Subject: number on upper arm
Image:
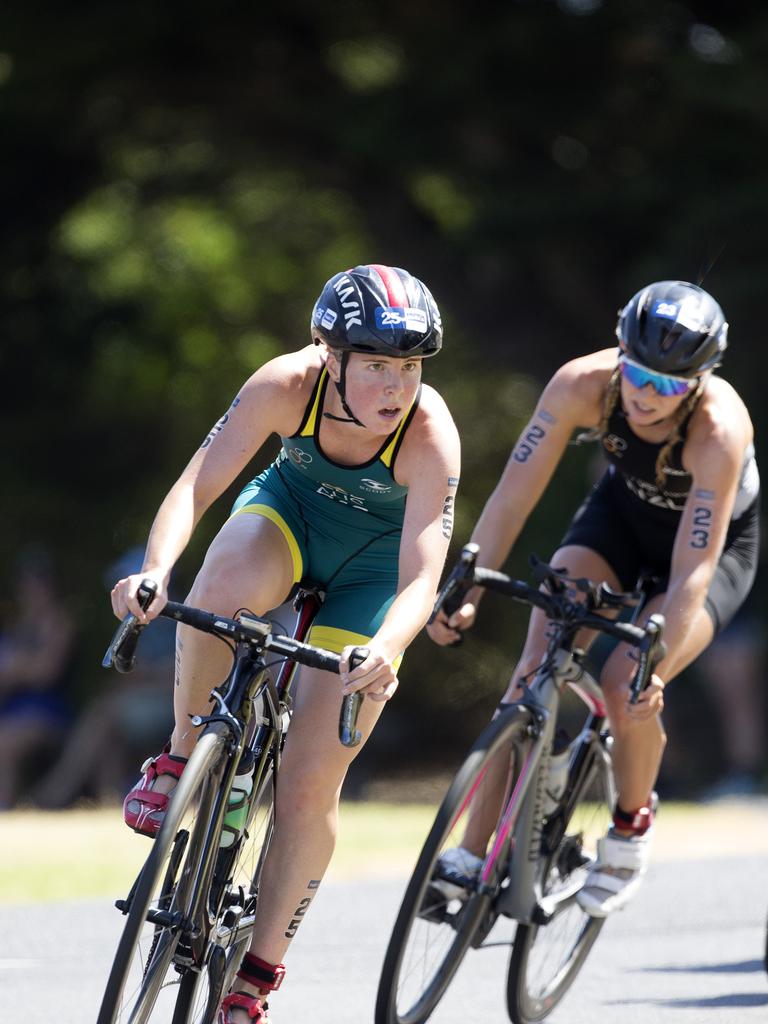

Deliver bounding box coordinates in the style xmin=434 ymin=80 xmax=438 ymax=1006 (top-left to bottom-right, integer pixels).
xmin=689 ymin=505 xmax=713 ymax=549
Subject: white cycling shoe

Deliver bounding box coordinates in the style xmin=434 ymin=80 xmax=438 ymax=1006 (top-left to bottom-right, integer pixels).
xmin=577 ymin=828 xmax=652 ymax=918
xmin=432 ymin=846 xmax=484 ymax=901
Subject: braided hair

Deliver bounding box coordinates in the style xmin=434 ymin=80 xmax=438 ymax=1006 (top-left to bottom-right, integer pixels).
xmin=651 ymin=377 xmax=706 ymax=489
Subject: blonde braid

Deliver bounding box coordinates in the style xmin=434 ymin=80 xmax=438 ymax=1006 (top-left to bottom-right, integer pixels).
xmin=598 ymin=365 xmax=622 ymax=437
xmin=654 ymin=378 xmax=706 ymax=488
xmin=574 ymin=364 xmax=622 ymax=445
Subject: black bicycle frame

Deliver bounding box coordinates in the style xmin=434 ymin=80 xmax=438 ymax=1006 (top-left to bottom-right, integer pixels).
xmin=170 ymin=587 xmax=325 ymax=966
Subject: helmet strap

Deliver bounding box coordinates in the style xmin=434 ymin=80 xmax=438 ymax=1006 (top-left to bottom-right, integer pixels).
xmin=323 ymin=351 xmax=366 ymax=427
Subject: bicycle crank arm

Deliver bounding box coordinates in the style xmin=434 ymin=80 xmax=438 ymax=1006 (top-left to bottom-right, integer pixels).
xmin=531 ymin=876 xmax=585 ymax=925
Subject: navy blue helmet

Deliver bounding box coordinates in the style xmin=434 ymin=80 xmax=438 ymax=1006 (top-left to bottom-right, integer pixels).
xmin=616 ymin=280 xmax=727 ymax=377
xmin=311 ymin=264 xmax=442 ymax=358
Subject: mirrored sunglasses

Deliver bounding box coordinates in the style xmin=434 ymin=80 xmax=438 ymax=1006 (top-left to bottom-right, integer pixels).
xmin=618 ymin=356 xmax=696 ymax=397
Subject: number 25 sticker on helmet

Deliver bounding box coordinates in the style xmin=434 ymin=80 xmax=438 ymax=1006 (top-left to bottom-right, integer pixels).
xmin=616 ymin=280 xmax=728 ymax=378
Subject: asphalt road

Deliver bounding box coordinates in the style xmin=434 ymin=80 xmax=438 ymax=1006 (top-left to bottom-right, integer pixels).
xmin=1 ymin=854 xmax=766 ymax=1023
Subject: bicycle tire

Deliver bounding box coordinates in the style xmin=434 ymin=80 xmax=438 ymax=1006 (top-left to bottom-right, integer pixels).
xmin=97 ymin=730 xmax=227 ymax=1024
xmin=375 ymin=705 xmax=535 ymax=1024
xmin=506 ymin=731 xmax=614 ymax=1024
xmin=170 ymin=760 xmax=277 ymax=1024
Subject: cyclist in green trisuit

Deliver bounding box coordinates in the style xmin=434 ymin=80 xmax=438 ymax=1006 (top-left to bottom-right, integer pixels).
xmin=111 ymin=264 xmax=460 ymax=1023
xmin=430 ymin=280 xmax=759 ymax=918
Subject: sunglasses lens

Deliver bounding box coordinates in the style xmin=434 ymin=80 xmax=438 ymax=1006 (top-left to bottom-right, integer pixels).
xmin=655 ymin=376 xmax=691 ymax=397
xmin=620 ymin=360 xmax=691 ymax=397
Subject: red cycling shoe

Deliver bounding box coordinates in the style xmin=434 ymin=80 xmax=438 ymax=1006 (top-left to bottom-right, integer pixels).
xmin=123 ymin=745 xmax=188 ymax=837
xmin=218 ymin=992 xmax=268 ymax=1022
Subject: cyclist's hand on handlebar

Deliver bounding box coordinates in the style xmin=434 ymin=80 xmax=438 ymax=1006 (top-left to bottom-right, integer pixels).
xmin=110 ymin=572 xmax=168 ymax=624
xmin=627 ymin=673 xmax=665 ymax=720
xmin=340 ymin=645 xmax=399 ymax=703
xmin=426 ymin=600 xmax=478 ymax=646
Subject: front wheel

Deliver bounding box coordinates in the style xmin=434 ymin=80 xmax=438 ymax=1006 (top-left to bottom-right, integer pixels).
xmin=506 ymin=730 xmax=614 ymax=1024
xmin=376 ymin=705 xmax=535 ymax=1024
xmin=171 ymin=756 xmax=276 ymax=1024
xmin=97 ymin=730 xmax=227 ymax=1024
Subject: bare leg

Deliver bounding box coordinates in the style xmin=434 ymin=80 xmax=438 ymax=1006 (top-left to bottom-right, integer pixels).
xmin=462 ymin=546 xmax=621 ymax=855
xmin=150 ymin=513 xmax=295 ymax=803
xmin=225 ymin=665 xmax=386 ymax=1021
xmin=601 ymin=594 xmax=715 ymax=814
xmin=172 ymin=514 xmax=294 ymax=757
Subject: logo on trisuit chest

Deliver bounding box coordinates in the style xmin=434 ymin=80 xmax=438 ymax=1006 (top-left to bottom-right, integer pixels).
xmin=316 ymin=481 xmax=369 ymax=511
xmin=360 ymin=478 xmax=392 ymax=494
xmin=286 ymin=447 xmax=313 ymax=466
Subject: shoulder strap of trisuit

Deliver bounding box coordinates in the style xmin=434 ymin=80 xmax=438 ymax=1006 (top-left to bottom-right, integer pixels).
xmin=290 ymin=368 xmax=328 ymax=439
xmin=380 ymin=385 xmax=422 ymax=472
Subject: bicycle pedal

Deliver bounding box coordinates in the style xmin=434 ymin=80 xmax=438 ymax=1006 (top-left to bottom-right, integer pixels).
xmin=417 ymin=884 xmax=451 ymax=925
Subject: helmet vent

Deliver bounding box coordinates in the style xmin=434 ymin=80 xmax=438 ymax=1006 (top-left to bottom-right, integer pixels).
xmin=660 ymin=326 xmax=682 ymax=353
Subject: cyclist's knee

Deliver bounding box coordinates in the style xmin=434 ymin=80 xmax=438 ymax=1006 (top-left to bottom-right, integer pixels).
xmin=187 ymin=549 xmax=286 ymax=617
xmin=601 ymin=671 xmax=667 ymax=741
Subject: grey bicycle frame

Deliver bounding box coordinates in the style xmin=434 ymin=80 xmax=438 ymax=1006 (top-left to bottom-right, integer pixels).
xmin=495 ymin=646 xmax=616 ymax=924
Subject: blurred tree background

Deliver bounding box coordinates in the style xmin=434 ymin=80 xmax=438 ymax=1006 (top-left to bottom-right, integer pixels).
xmin=2 ymin=0 xmax=766 ymax=797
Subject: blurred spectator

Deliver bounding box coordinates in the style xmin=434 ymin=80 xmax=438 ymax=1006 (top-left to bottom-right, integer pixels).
xmin=33 ymin=546 xmax=176 ymax=808
xmin=0 ymin=546 xmax=77 ymax=809
xmin=696 ymin=605 xmax=766 ymax=800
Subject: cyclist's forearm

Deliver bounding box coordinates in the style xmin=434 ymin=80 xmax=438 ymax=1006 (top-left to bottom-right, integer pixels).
xmin=374 ymin=576 xmax=439 ymax=659
xmin=465 ymin=493 xmax=528 ymax=602
xmin=654 ymin=571 xmax=711 ymax=681
xmin=140 ymin=481 xmax=207 ymax=581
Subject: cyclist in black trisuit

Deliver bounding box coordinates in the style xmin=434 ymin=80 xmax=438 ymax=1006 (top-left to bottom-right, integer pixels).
xmin=430 ymin=280 xmax=759 ymax=917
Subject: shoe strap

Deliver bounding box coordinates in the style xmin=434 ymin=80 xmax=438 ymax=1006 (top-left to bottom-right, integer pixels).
xmin=613 ymin=799 xmax=654 ymax=835
xmin=144 ymin=751 xmax=188 ymax=784
xmin=237 ymin=953 xmax=286 ymax=991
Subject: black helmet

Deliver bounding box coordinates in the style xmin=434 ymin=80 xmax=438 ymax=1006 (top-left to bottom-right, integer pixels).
xmin=616 ymin=280 xmax=728 ymax=377
xmin=311 ymin=264 xmax=442 ymax=358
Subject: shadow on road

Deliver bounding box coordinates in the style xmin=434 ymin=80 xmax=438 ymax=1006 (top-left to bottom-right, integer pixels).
xmin=637 ymin=958 xmax=765 ymax=975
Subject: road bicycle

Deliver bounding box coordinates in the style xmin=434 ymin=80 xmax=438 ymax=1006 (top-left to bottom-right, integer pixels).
xmin=375 ymin=543 xmax=665 ymax=1024
xmin=97 ymin=580 xmax=367 ymax=1024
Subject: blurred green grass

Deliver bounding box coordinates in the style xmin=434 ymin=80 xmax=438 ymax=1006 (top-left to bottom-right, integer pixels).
xmin=2 ymin=799 xmax=766 ymax=904
xmin=0 ymin=804 xmax=436 ymax=904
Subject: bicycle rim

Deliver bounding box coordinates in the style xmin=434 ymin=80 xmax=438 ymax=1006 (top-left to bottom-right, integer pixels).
xmin=97 ymin=731 xmax=226 ymax=1024
xmin=506 ymin=736 xmax=613 ymax=1024
xmin=171 ymin=760 xmax=276 ymax=1024
xmin=376 ymin=707 xmax=534 ymax=1024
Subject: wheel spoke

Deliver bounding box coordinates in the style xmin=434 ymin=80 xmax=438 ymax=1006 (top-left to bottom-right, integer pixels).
xmin=507 ymin=736 xmax=613 ymax=1024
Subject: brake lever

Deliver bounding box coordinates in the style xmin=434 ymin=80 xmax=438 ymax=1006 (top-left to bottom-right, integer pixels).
xmin=629 ymin=613 xmax=666 ymax=704
xmin=428 ymin=543 xmax=479 ymax=626
xmin=102 ymin=579 xmax=158 ymax=672
xmin=339 ymin=646 xmax=371 ymax=748
xmin=529 ymin=555 xmax=569 ymax=594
